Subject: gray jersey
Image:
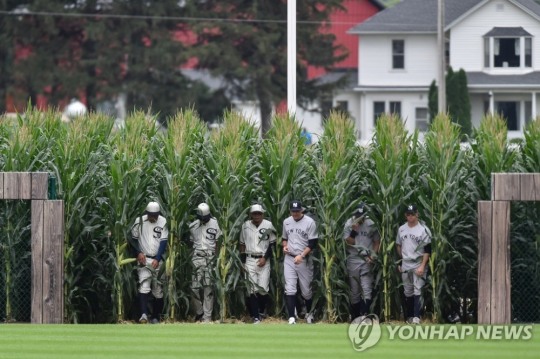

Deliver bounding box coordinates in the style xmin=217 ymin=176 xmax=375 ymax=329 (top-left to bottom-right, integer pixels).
xmin=189 ymin=218 xmax=222 ymax=253
xmin=396 ymin=222 xmax=432 ymax=271
xmin=131 ymin=215 xmax=169 ymax=256
xmin=240 ymin=219 xmax=277 ymax=255
xmin=282 ymin=215 xmax=318 ymax=256
xmin=342 ymin=217 xmax=380 ymax=263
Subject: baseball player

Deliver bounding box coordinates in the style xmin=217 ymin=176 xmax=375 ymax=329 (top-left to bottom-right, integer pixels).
xmin=282 ymin=200 xmax=318 ymax=324
xmin=130 ymin=201 xmax=169 ymax=324
xmin=239 ymin=204 xmax=277 ymax=324
xmin=343 ymin=203 xmax=380 ymax=321
xmin=396 ymin=204 xmax=432 ymax=325
xmin=189 ymin=202 xmax=222 ymax=323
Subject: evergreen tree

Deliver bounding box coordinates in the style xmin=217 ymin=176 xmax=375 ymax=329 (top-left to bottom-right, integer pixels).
xmin=428 ymin=79 xmax=438 ymax=122
xmin=455 ymin=69 xmax=472 ymax=137
xmin=185 ymin=0 xmax=347 ymax=135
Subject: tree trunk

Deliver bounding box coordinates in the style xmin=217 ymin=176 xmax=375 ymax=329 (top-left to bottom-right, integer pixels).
xmin=256 ymin=84 xmax=273 ymax=137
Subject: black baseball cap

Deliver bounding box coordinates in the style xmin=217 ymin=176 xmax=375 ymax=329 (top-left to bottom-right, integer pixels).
xmin=354 ymin=202 xmax=366 ymax=216
xmin=290 ymin=200 xmax=303 ymax=212
xmin=405 ymin=204 xmax=418 ymax=214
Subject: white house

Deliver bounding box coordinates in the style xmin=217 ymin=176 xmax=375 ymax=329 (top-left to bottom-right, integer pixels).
xmin=345 ymin=0 xmax=540 ymax=142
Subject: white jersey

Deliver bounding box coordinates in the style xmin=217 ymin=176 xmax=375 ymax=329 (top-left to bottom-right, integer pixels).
xmin=342 ymin=217 xmax=380 ymax=263
xmin=282 ymin=215 xmax=318 ymax=256
xmin=131 ymin=215 xmax=169 ymax=257
xmin=240 ymin=219 xmax=277 ymax=255
xmin=189 ymin=218 xmax=222 ymax=253
xmin=396 ymin=221 xmax=432 ymax=271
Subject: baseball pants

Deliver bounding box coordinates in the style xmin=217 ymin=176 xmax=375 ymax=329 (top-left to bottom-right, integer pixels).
xmin=246 ymin=257 xmax=270 ymax=294
xmin=284 ymin=254 xmax=313 ymax=300
xmin=137 ymin=258 xmax=164 ymax=298
xmin=191 ymin=254 xmax=214 ymax=321
xmin=347 ymin=260 xmax=374 ymax=303
xmin=402 ymin=268 xmax=426 ymax=297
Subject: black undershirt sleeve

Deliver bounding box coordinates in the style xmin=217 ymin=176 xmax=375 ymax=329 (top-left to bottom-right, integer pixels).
xmin=424 ymin=243 xmax=432 ymax=255
xmin=308 ymin=238 xmax=318 ymax=250
xmin=264 ymin=242 xmax=276 ymax=260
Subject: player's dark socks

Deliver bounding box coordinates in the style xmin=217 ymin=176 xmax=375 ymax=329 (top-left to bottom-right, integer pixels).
xmin=405 ymin=296 xmax=414 ymax=319
xmin=139 ymin=293 xmax=150 ymax=315
xmin=363 ymin=299 xmax=373 ymax=315
xmin=248 ymin=295 xmax=260 ymax=319
xmin=285 ymin=295 xmax=296 ymax=318
xmin=413 ymin=295 xmax=421 ymax=318
xmin=154 ymin=298 xmax=164 ymax=321
xmin=351 ymin=302 xmax=362 ymax=319
xmin=304 ymin=297 xmax=313 ymax=313
xmin=257 ymin=294 xmax=268 ymax=315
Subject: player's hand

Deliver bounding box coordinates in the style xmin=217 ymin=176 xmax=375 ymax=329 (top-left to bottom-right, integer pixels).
xmin=283 ymin=245 xmax=289 ymax=253
xmin=257 ymin=258 xmax=266 ymax=267
xmin=294 ymin=255 xmax=303 ymax=265
xmin=397 ymin=265 xmax=402 ymax=273
xmin=415 ymin=266 xmax=425 ymax=277
xmin=137 ymin=252 xmax=146 ymax=266
xmin=152 ymin=259 xmax=159 ymax=269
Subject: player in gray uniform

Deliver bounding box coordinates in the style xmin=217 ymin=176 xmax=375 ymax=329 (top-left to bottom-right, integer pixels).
xmin=131 ymin=201 xmax=169 ymax=324
xmin=343 ymin=203 xmax=380 ymax=321
xmin=239 ymin=204 xmax=277 ymax=324
xmin=396 ymin=204 xmax=432 ymax=325
xmin=282 ymin=200 xmax=318 ymax=324
xmin=189 ymin=203 xmax=222 ymax=323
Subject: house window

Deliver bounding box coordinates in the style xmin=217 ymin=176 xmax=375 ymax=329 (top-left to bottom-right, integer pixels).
xmin=389 ymin=101 xmax=401 ymax=117
xmin=484 ymin=27 xmax=532 ymax=68
xmin=374 ymin=102 xmax=385 ymax=123
xmin=497 ymin=101 xmax=519 ymax=131
xmin=415 ymin=107 xmax=429 ymax=132
xmin=392 ymin=40 xmax=404 ymax=69
xmin=336 ymin=100 xmax=348 ymax=113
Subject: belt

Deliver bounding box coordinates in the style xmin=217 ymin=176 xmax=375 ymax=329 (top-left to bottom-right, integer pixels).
xmin=287 ymin=253 xmax=307 ymax=258
xmin=145 ymin=255 xmax=157 ymax=259
xmin=247 ymin=254 xmax=264 ymax=259
xmin=195 ymin=251 xmax=214 ymax=257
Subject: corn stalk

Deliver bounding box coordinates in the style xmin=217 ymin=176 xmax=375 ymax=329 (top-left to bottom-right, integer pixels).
xmin=258 ymin=114 xmax=310 ymax=316
xmin=311 ymin=111 xmax=362 ymax=322
xmin=107 ymin=112 xmax=159 ymax=322
xmin=153 ymin=109 xmax=207 ymax=321
xmin=418 ymin=114 xmax=475 ymax=322
xmin=202 ymin=110 xmax=260 ymax=321
xmin=364 ymin=113 xmax=418 ymax=321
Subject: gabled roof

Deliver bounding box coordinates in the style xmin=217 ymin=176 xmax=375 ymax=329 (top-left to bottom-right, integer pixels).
xmin=349 ymin=0 xmax=540 ymax=34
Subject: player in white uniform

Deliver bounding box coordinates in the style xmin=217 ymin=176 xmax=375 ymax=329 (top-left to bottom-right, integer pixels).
xmin=343 ymin=203 xmax=380 ymax=321
xmin=131 ymin=202 xmax=169 ymax=324
xmin=396 ymin=204 xmax=432 ymax=325
xmin=189 ymin=203 xmax=222 ymax=323
xmin=282 ymin=200 xmax=318 ymax=324
xmin=239 ymin=204 xmax=277 ymax=324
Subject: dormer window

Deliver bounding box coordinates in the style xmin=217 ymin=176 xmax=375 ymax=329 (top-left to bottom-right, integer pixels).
xmin=484 ymin=27 xmax=532 ymax=68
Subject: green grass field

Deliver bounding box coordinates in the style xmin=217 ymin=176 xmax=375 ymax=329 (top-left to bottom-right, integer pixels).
xmin=0 ymin=323 xmax=538 ymax=359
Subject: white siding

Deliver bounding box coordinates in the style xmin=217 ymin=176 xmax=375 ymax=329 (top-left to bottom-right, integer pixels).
xmin=359 ymin=35 xmax=438 ymax=86
xmin=450 ymin=0 xmax=540 ymax=71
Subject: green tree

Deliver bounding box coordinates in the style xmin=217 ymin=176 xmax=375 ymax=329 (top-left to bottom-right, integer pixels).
xmin=428 ymin=79 xmax=438 ymax=122
xmin=185 ymin=0 xmax=347 ymax=135
xmin=0 ymin=1 xmax=231 ymax=122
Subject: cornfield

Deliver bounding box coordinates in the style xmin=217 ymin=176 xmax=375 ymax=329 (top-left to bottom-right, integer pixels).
xmin=0 ymin=107 xmax=538 ymax=323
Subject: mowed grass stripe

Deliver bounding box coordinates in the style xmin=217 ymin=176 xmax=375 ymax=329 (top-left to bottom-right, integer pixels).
xmin=0 ymin=324 xmax=538 ymax=359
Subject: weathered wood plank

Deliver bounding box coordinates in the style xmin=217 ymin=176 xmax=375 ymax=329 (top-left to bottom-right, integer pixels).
xmin=42 ymin=200 xmax=64 ymax=324
xmin=3 ymin=172 xmax=20 ymax=199
xmin=491 ymin=201 xmax=511 ymax=324
xmin=19 ymin=172 xmax=32 ymax=199
xmin=0 ymin=172 xmax=4 ymax=199
xmin=520 ymin=173 xmax=540 ymax=201
xmin=477 ymin=201 xmax=493 ymax=325
xmin=30 ymin=200 xmax=44 ymax=324
xmin=492 ymin=173 xmax=521 ymax=201
xmin=31 ymin=172 xmax=49 ymax=199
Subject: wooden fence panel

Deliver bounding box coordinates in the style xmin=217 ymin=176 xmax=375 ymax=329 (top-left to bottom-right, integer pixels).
xmin=42 ymin=200 xmax=64 ymax=324
xmin=477 ymin=201 xmax=493 ymax=324
xmin=31 ymin=172 xmax=49 ymax=200
xmin=490 ymin=201 xmax=511 ymax=324
xmin=30 ymin=200 xmax=44 ymax=324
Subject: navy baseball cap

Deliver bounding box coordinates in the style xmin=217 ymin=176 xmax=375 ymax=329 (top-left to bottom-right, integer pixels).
xmin=290 ymin=200 xmax=303 ymax=212
xmin=354 ymin=202 xmax=366 ymax=215
xmin=405 ymin=204 xmax=418 ymax=214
